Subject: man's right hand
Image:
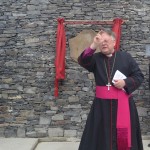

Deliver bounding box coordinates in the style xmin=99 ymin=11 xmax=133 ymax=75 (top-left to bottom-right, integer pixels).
xmin=90 ymin=31 xmax=104 ymax=50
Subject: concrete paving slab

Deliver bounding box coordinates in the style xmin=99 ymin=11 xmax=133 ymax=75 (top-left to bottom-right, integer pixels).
xmin=143 ymin=140 xmax=150 ymax=150
xmin=0 ymin=138 xmax=38 ymax=150
xmin=35 ymin=142 xmax=79 ymax=150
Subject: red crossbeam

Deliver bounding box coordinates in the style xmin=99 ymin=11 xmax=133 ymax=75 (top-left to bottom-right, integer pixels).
xmin=64 ymin=20 xmax=125 ymax=25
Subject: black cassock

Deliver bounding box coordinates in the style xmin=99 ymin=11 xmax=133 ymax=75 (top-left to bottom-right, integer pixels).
xmin=78 ymin=50 xmax=144 ymax=150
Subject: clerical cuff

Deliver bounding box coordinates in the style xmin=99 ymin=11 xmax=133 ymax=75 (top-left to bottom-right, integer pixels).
xmin=82 ymin=47 xmax=96 ymax=58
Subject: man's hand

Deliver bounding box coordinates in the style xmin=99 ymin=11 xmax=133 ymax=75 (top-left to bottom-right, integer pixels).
xmin=90 ymin=31 xmax=104 ymax=50
xmin=113 ymin=79 xmax=126 ymax=89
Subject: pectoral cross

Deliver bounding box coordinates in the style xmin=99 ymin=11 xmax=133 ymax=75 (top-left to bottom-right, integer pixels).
xmin=106 ymin=83 xmax=111 ymax=90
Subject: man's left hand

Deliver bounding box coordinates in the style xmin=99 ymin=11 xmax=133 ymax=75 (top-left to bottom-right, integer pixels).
xmin=113 ymin=79 xmax=126 ymax=89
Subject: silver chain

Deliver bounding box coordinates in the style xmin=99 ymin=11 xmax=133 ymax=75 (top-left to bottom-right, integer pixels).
xmin=104 ymin=52 xmax=117 ymax=84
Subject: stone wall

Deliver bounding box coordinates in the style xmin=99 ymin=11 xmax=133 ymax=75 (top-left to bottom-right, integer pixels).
xmin=0 ymin=0 xmax=149 ymax=138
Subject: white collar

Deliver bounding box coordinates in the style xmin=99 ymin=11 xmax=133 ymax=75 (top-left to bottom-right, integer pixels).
xmin=106 ymin=54 xmax=113 ymax=57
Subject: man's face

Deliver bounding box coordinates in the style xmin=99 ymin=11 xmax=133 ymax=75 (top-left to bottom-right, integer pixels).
xmin=98 ymin=32 xmax=116 ymax=55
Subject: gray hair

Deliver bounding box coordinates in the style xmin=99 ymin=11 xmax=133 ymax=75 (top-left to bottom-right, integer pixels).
xmin=99 ymin=27 xmax=116 ymax=40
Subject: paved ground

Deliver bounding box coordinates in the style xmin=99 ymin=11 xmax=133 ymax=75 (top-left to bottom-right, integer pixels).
xmin=0 ymin=138 xmax=38 ymax=150
xmin=35 ymin=142 xmax=79 ymax=150
xmin=0 ymin=138 xmax=149 ymax=150
xmin=35 ymin=140 xmax=150 ymax=150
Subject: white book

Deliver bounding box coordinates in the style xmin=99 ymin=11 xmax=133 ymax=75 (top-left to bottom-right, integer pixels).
xmin=112 ymin=70 xmax=127 ymax=83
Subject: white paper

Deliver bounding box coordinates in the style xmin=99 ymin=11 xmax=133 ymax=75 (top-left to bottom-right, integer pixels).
xmin=112 ymin=70 xmax=127 ymax=83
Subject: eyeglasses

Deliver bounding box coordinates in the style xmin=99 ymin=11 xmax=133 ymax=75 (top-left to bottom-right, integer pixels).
xmin=101 ymin=39 xmax=110 ymax=44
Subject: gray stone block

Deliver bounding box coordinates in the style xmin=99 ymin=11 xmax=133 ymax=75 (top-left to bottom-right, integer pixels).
xmin=48 ymin=128 xmax=64 ymax=137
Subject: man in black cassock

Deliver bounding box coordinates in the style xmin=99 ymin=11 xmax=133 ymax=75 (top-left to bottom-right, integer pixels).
xmin=78 ymin=29 xmax=144 ymax=150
